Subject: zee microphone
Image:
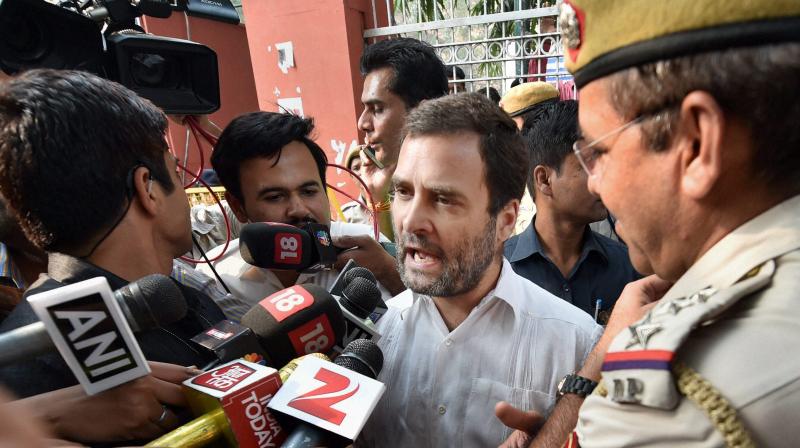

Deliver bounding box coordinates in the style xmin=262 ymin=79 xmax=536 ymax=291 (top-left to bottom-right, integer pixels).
xmin=0 ymin=274 xmax=187 ymax=366
xmin=278 ymin=339 xmax=385 ymax=448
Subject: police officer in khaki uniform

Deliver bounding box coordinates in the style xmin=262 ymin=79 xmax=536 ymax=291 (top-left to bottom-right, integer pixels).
xmin=495 ymin=1 xmax=800 ymax=447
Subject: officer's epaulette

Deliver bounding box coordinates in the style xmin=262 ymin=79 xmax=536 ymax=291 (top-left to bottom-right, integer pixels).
xmin=599 ymin=260 xmax=775 ymax=409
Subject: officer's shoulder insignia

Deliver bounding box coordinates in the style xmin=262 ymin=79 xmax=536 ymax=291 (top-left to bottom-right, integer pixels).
xmin=600 ymin=260 xmax=776 ymax=409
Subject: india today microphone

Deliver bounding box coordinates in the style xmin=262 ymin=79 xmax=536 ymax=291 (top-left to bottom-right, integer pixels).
xmin=240 ymin=284 xmax=346 ymax=368
xmin=269 ymin=339 xmax=386 ymax=447
xmin=0 ymin=275 xmax=187 ymax=394
xmin=145 ymin=353 xmax=330 ymax=448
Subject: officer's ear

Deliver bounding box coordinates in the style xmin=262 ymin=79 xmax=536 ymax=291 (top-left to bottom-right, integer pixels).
xmin=677 ymin=91 xmax=726 ymax=200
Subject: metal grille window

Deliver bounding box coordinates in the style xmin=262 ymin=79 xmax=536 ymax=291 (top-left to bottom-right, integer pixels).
xmin=364 ymin=0 xmax=575 ymax=101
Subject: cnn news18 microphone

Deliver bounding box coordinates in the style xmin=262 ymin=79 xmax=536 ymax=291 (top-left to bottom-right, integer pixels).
xmin=0 ymin=274 xmax=186 ymax=366
xmin=239 ymin=222 xmax=313 ymax=271
xmin=270 ymin=339 xmax=386 ymax=448
xmin=298 ymin=222 xmax=338 ymax=272
xmin=240 ymin=284 xmax=346 ymax=368
xmin=239 ymin=222 xmax=337 ymax=273
xmin=145 ymin=353 xmax=330 ymax=448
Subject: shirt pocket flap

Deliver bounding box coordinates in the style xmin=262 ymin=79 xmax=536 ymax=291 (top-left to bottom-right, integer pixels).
xmin=463 ymin=378 xmax=555 ymax=447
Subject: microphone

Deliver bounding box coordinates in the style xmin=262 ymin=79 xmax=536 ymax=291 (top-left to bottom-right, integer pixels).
xmin=298 ymin=222 xmax=338 ymax=272
xmin=340 ymin=278 xmax=380 ymax=323
xmin=330 ymin=264 xmax=389 ymax=323
xmin=190 ymin=320 xmax=266 ymax=369
xmin=0 ymin=274 xmax=186 ymax=366
xmin=145 ymin=353 xmax=331 ymax=448
xmin=332 ymin=278 xmax=382 ymax=354
xmin=17 ymin=274 xmax=187 ymax=394
xmin=239 ymin=222 xmax=340 ymax=273
xmin=271 ymin=339 xmax=386 ymax=447
xmin=240 ymin=284 xmax=346 ymax=368
xmin=239 ymin=222 xmax=314 ymax=271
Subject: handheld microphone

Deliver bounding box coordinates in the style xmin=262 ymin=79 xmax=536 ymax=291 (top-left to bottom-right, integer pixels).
xmin=191 ymin=320 xmax=266 ymax=369
xmin=298 ymin=222 xmax=338 ymax=272
xmin=330 ymin=264 xmax=389 ymax=323
xmin=0 ymin=274 xmax=186 ymax=366
xmin=16 ymin=274 xmax=187 ymax=394
xmin=270 ymin=339 xmax=386 ymax=447
xmin=332 ymin=278 xmax=382 ymax=354
xmin=239 ymin=222 xmax=314 ymax=271
xmin=240 ymin=284 xmax=346 ymax=368
xmin=145 ymin=353 xmax=331 ymax=448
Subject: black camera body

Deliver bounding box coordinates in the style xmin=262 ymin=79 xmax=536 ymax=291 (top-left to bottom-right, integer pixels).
xmin=0 ymin=0 xmax=231 ymax=115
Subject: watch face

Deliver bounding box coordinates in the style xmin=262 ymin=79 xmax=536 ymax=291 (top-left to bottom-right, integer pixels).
xmin=558 ymin=375 xmax=569 ymax=394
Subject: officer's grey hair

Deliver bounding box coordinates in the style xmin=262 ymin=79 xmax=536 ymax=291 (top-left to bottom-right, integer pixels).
xmin=607 ymin=42 xmax=800 ymax=194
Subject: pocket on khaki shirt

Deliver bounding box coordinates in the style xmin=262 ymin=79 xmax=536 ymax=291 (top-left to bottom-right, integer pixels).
xmin=462 ymin=378 xmax=555 ymax=447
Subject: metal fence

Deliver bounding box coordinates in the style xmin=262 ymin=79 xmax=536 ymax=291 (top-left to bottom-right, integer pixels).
xmin=364 ymin=0 xmax=575 ymax=100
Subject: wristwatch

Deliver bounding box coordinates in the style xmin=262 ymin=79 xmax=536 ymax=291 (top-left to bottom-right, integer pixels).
xmin=557 ymin=373 xmax=597 ymax=398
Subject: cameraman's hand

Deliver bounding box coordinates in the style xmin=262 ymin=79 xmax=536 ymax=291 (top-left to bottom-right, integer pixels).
xmin=334 ymin=234 xmax=405 ymax=296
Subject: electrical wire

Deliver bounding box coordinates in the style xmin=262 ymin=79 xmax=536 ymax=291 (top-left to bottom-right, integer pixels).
xmin=176 ymin=159 xmax=231 ymax=265
xmin=326 ymin=163 xmax=380 ymax=240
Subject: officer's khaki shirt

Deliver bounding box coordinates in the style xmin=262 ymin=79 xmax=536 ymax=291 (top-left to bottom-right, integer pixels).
xmin=576 ymin=194 xmax=800 ymax=447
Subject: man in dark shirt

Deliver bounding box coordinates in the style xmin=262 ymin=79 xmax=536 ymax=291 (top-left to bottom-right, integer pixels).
xmin=0 ymin=69 xmax=225 ymax=398
xmin=504 ymin=100 xmax=638 ymax=320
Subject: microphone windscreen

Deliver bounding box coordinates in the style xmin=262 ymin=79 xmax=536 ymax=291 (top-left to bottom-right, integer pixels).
xmin=334 ymin=339 xmax=383 ymax=379
xmin=116 ymin=274 xmax=187 ymax=329
xmin=240 ymin=222 xmax=313 ymax=270
xmin=340 ymin=278 xmax=380 ymax=319
xmin=343 ymin=267 xmax=377 ymax=286
xmin=241 ymin=284 xmax=346 ymax=367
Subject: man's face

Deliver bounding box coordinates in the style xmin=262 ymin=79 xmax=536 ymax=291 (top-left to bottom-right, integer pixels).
xmin=392 ymin=132 xmax=505 ymax=297
xmin=358 ymin=67 xmax=408 ymax=168
xmin=348 ymin=156 xmax=362 ymax=174
xmin=229 ymin=141 xmax=330 ymax=227
xmin=580 ymin=79 xmax=676 ymax=276
xmin=161 ymin=151 xmax=193 ymax=255
xmin=549 ymin=153 xmax=608 ymax=224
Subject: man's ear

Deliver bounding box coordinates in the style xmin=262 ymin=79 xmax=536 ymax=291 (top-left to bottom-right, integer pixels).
xmin=496 ymin=198 xmax=519 ymax=243
xmin=677 ymin=91 xmax=725 ymax=200
xmin=533 ymin=165 xmax=553 ymax=198
xmin=132 ymin=167 xmax=157 ymax=216
xmin=224 ymin=191 xmax=249 ymax=223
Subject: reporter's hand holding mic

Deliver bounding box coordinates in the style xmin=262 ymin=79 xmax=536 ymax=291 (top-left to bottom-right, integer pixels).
xmin=10 ymin=361 xmax=202 ymax=444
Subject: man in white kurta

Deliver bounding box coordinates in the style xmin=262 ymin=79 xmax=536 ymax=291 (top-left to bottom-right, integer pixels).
xmin=357 ymin=93 xmax=601 ymax=447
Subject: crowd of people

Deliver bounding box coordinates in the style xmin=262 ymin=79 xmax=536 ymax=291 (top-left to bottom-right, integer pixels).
xmin=0 ymin=0 xmax=798 ymax=447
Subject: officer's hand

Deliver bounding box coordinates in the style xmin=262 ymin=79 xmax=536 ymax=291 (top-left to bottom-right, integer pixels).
xmin=604 ymin=275 xmax=672 ymax=344
xmin=495 ymin=401 xmax=545 ymax=448
xmin=334 ymin=234 xmax=405 ymax=296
